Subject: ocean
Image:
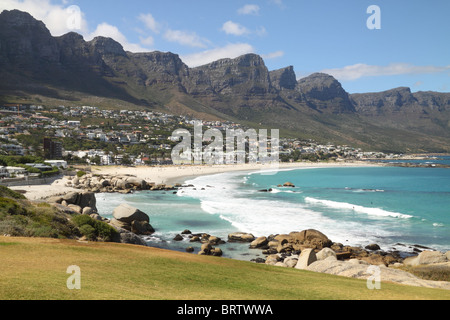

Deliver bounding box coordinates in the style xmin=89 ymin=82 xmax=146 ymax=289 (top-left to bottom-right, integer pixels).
xmin=96 ymin=165 xmax=450 ymax=260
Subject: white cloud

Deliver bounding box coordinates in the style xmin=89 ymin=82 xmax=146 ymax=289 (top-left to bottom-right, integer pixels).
xmin=139 ymin=35 xmax=154 ymax=47
xmin=237 ymin=4 xmax=260 ymax=15
xmin=0 ymin=0 xmax=152 ymax=53
xmin=138 ymin=13 xmax=160 ymax=34
xmin=164 ymin=29 xmax=209 ymax=48
xmin=180 ymin=43 xmax=255 ymax=68
xmin=87 ymin=22 xmax=150 ymax=53
xmin=321 ymin=63 xmax=450 ymax=81
xmin=262 ymin=51 xmax=284 ymax=59
xmin=0 ymin=0 xmax=88 ymax=36
xmin=221 ymin=20 xmax=250 ymax=36
xmin=269 ymin=0 xmax=285 ymax=9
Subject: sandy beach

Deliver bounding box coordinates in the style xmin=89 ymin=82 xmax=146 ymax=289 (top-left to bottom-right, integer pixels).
xmin=11 ymin=161 xmax=379 ymax=201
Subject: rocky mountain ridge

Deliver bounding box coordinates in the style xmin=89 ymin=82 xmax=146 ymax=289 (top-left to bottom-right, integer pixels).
xmin=1 ymin=9 xmax=450 ymax=152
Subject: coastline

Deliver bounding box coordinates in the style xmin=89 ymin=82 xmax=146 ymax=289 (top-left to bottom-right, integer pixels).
xmin=10 ymin=160 xmax=379 ymax=201
xmin=6 ymin=160 xmax=450 ymax=289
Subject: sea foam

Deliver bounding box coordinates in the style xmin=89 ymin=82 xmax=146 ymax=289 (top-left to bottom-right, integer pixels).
xmin=304 ymin=197 xmax=413 ymax=219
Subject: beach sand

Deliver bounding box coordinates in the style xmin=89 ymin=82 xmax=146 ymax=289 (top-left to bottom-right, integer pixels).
xmin=11 ymin=161 xmax=378 ymax=201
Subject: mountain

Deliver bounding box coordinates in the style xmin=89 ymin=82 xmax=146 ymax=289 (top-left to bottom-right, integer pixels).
xmin=1 ymin=9 xmax=450 ymax=152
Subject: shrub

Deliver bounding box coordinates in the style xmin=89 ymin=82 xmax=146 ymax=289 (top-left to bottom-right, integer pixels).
xmin=0 ymin=198 xmax=27 ymax=215
xmin=76 ymin=170 xmax=87 ymax=178
xmin=0 ymin=186 xmax=26 ymax=200
xmin=72 ymin=214 xmax=118 ymax=242
xmin=79 ymin=224 xmax=96 ymax=241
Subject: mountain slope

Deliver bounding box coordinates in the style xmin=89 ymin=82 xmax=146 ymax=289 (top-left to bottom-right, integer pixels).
xmin=1 ymin=10 xmax=450 ymax=152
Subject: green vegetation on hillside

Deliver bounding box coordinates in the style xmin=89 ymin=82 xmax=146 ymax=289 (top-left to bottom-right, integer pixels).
xmin=0 ymin=186 xmax=112 ymax=240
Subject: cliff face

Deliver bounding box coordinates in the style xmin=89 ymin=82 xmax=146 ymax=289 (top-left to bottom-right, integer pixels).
xmin=1 ymin=9 xmax=450 ymax=152
xmin=351 ymin=87 xmax=450 ymax=115
xmin=186 ymin=54 xmax=272 ymax=96
xmin=296 ymin=73 xmax=355 ymax=114
xmin=0 ymin=10 xmax=59 ymax=66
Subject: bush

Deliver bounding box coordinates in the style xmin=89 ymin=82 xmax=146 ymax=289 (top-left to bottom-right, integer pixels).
xmin=79 ymin=224 xmax=96 ymax=241
xmin=0 ymin=198 xmax=27 ymax=215
xmin=76 ymin=170 xmax=87 ymax=178
xmin=72 ymin=214 xmax=118 ymax=242
xmin=0 ymin=186 xmax=26 ymax=200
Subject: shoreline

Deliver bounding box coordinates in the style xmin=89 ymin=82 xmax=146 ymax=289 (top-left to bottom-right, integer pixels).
xmin=10 ymin=160 xmax=379 ymax=201
xmin=6 ymin=161 xmax=450 ymax=289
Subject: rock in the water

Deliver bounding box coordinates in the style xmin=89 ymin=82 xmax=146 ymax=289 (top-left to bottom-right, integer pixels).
xmin=113 ymin=204 xmax=150 ymax=224
xmin=173 ymin=234 xmax=184 ymax=241
xmin=228 ymin=232 xmax=255 ymax=242
xmin=250 ymin=236 xmax=269 ymax=249
xmin=283 ymin=182 xmax=295 ymax=187
xmin=365 ymin=243 xmax=381 ymax=251
xmin=131 ymin=220 xmax=155 ymax=236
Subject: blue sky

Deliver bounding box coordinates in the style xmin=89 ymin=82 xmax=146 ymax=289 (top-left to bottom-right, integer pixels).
xmin=1 ymin=0 xmax=449 ymax=93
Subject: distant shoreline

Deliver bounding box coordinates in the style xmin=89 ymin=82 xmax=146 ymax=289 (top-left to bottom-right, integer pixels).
xmin=10 ymin=161 xmax=380 ymax=201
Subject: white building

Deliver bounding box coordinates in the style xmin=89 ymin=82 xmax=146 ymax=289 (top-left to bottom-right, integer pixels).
xmin=44 ymin=160 xmax=68 ymax=169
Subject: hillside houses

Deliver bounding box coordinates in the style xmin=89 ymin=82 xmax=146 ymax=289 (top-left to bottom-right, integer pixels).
xmin=0 ymin=103 xmax=400 ymax=167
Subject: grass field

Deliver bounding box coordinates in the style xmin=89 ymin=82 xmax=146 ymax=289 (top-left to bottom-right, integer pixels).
xmin=0 ymin=237 xmax=449 ymax=300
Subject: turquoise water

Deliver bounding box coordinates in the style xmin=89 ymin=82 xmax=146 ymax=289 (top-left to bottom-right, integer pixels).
xmin=97 ymin=166 xmax=450 ymax=260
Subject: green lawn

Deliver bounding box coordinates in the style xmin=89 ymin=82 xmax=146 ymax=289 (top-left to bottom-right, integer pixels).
xmin=0 ymin=237 xmax=449 ymax=300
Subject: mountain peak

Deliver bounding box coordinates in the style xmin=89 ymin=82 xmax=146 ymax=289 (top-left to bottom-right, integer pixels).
xmin=270 ymin=66 xmax=297 ymax=90
xmin=88 ymin=36 xmax=126 ymax=56
xmin=297 ymin=73 xmax=355 ymax=113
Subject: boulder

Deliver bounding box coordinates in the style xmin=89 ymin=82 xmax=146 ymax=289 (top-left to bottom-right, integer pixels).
xmin=131 ymin=220 xmax=155 ymax=236
xmin=78 ymin=192 xmax=97 ymax=212
xmin=283 ymin=182 xmax=295 ymax=187
xmin=82 ymin=207 xmax=93 ymax=215
xmin=126 ymin=177 xmax=147 ymax=189
xmin=295 ymin=248 xmax=317 ymax=270
xmin=173 ymin=234 xmax=183 ymax=241
xmin=365 ymin=243 xmax=381 ymax=251
xmin=290 ymin=229 xmax=330 ymax=244
xmin=62 ymin=192 xmax=79 ymax=204
xmin=417 ymin=251 xmax=448 ymax=265
xmin=117 ymin=229 xmax=147 ymax=246
xmin=228 ymin=232 xmax=255 ymax=243
xmin=210 ymin=248 xmax=223 ymax=257
xmin=199 ymin=243 xmax=212 ymax=255
xmin=250 ymin=236 xmax=269 ymax=249
xmin=361 ymin=254 xmax=387 ymax=266
xmin=67 ymin=204 xmax=82 ymax=214
xmin=110 ymin=218 xmax=131 ymax=231
xmin=289 ymin=229 xmax=332 ymax=249
xmin=284 ymin=256 xmax=299 ymax=268
xmin=316 ymin=248 xmax=337 ymax=261
xmin=113 ymin=204 xmax=150 ymax=224
xmin=265 ymin=254 xmax=281 ymax=266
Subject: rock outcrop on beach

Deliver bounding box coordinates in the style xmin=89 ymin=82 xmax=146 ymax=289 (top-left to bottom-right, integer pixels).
xmin=46 ymin=191 xmax=97 ymax=215
xmin=110 ymin=203 xmax=155 ymax=236
xmin=246 ymin=228 xmax=450 ymax=289
xmin=65 ymin=172 xmax=177 ymax=194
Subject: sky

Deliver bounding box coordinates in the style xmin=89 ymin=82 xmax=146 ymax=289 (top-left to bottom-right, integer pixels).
xmin=1 ymin=0 xmax=449 ymax=93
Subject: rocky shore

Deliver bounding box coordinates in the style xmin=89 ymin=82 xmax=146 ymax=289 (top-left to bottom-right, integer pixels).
xmin=65 ymin=172 xmax=179 ymax=193
xmin=41 ymin=172 xmax=450 ymax=290
xmin=170 ymin=228 xmax=450 ymax=290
